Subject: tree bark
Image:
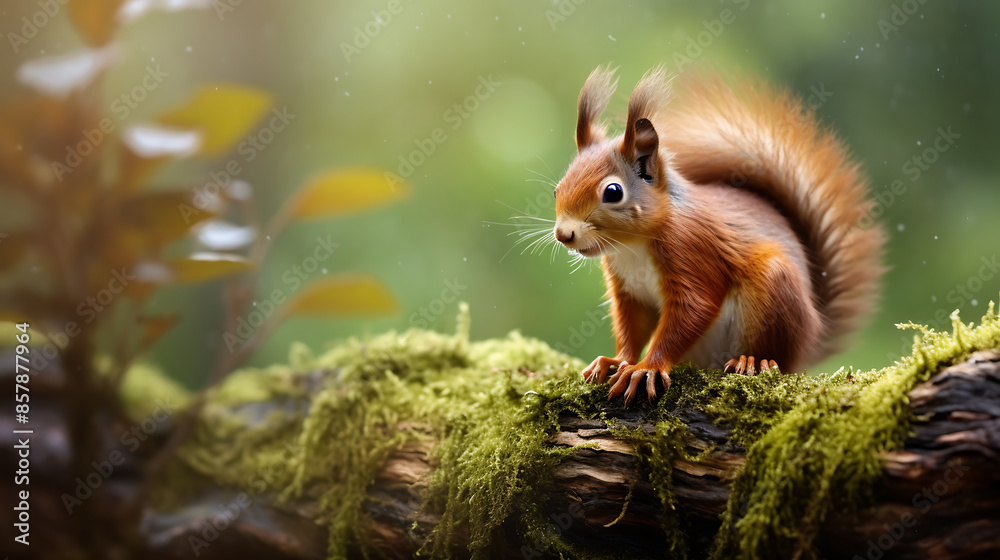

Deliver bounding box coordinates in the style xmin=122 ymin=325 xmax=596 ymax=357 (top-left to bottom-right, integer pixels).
xmin=8 ymin=351 xmax=1000 ymax=559
xmin=361 ymin=350 xmax=1000 ymax=559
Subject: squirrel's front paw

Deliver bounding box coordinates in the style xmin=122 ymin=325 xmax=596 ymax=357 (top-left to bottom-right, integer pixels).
xmin=608 ymin=362 xmax=672 ymax=407
xmin=582 ymin=356 xmax=628 ymax=384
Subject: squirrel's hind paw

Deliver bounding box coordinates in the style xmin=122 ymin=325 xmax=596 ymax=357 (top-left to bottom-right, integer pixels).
xmin=724 ymin=356 xmax=779 ymax=376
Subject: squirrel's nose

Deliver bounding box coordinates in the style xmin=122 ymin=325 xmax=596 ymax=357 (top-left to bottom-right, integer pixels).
xmin=555 ymin=228 xmax=575 ymax=244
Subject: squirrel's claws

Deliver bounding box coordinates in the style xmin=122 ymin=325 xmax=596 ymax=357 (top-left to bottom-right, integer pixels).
xmin=582 ymin=356 xmax=627 ymax=384
xmin=724 ymin=356 xmax=779 ymax=375
xmin=606 ymin=363 xmax=671 ymax=407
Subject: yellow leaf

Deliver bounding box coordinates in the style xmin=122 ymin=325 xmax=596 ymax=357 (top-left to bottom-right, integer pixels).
xmin=118 ymin=191 xmax=213 ymax=244
xmin=68 ymin=0 xmax=127 ymax=46
xmin=288 ymin=168 xmax=408 ymax=220
xmin=158 ymin=85 xmax=273 ymax=156
xmin=169 ymin=253 xmax=254 ymax=284
xmin=285 ymin=274 xmax=398 ymax=317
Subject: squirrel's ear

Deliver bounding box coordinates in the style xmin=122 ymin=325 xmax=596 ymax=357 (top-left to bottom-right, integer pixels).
xmin=576 ymin=66 xmax=617 ymax=150
xmin=620 ymin=68 xmax=670 ymax=168
xmin=631 ymin=118 xmax=660 ymax=180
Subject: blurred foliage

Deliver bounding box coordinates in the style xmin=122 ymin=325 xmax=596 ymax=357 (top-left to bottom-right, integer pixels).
xmin=0 ymin=1 xmax=404 ymax=390
xmin=1 ymin=0 xmax=998 ymax=390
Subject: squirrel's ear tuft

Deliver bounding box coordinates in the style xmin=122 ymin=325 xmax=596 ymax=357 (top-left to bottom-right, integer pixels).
xmin=576 ymin=66 xmax=618 ymax=150
xmin=621 ymin=68 xmax=671 ymax=163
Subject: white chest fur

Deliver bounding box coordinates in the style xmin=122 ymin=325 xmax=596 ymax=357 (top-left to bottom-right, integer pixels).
xmin=605 ymin=242 xmax=663 ymax=309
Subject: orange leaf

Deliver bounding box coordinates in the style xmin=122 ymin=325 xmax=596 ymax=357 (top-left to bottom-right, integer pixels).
xmin=137 ymin=315 xmax=179 ymax=353
xmin=157 ymin=85 xmax=273 ymax=157
xmin=287 ymin=168 xmax=408 ymax=220
xmin=117 ymin=147 xmax=167 ymax=193
xmin=167 ymin=253 xmax=254 ymax=284
xmin=68 ymin=0 xmax=128 ymax=46
xmin=284 ymin=274 xmax=398 ymax=317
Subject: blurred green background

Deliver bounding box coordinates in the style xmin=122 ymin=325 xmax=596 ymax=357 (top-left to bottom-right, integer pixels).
xmin=3 ymin=0 xmax=998 ymax=388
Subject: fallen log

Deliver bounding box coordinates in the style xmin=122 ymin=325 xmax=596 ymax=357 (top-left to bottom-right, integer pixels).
xmin=359 ymin=351 xmax=1000 ymax=559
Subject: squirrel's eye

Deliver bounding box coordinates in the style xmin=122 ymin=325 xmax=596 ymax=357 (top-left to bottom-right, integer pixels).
xmin=602 ymin=183 xmax=623 ymax=203
xmin=553 ymin=188 xmax=557 ymax=198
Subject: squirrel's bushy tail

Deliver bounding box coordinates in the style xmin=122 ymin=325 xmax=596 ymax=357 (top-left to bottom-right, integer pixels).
xmin=661 ymin=75 xmax=886 ymax=363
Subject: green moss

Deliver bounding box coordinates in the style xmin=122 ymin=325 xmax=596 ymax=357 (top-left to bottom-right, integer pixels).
xmin=150 ymin=302 xmax=1000 ymax=559
xmin=710 ymin=304 xmax=1000 ymax=559
xmin=163 ymin=304 xmax=604 ymax=558
xmin=609 ymin=415 xmax=693 ymax=559
xmin=119 ymin=361 xmax=192 ymax=420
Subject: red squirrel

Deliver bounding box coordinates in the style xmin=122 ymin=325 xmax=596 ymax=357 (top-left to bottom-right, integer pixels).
xmin=553 ymin=67 xmax=885 ymax=406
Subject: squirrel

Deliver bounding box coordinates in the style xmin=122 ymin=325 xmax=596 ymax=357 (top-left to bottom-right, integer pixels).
xmin=552 ymin=67 xmax=885 ymax=407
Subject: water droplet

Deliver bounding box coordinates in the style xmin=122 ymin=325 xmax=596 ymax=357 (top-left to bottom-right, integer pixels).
xmin=897 ymin=223 xmax=905 ymax=232
xmin=820 ymin=12 xmax=825 ymax=18
xmin=931 ymin=295 xmax=937 ymax=302
xmin=972 ymin=299 xmax=979 ymax=306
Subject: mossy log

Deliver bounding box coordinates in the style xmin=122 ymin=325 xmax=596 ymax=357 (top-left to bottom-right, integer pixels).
xmin=7 ymin=315 xmax=1000 ymax=560
xmin=360 ymin=350 xmax=1000 ymax=560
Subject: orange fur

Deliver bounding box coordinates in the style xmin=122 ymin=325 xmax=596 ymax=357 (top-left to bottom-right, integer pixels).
xmin=557 ymin=68 xmax=884 ymax=405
